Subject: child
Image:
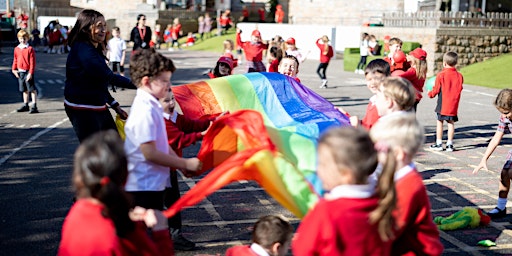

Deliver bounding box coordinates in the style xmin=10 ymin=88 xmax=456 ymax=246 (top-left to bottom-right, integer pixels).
xmin=223 ymin=39 xmax=238 ymax=68
xmin=107 ymin=27 xmax=127 ymax=79
xmin=399 ymin=47 xmax=428 ymax=111
xmin=292 ymin=126 xmax=396 ymax=255
xmin=12 ymin=30 xmax=38 ymax=114
xmin=258 ymin=7 xmax=266 ymax=23
xmin=374 ymin=77 xmax=416 ymax=117
xmin=169 ymin=18 xmax=182 ymax=51
xmin=163 ymin=24 xmax=173 ymax=48
xmin=278 ymin=55 xmax=300 ymax=83
xmin=183 ymin=32 xmax=195 ymax=47
xmin=236 ymin=28 xmax=268 ymax=73
xmin=124 ymin=48 xmax=202 ymax=212
xmin=267 ymin=46 xmax=283 ymax=72
xmin=208 ymin=56 xmax=234 ymax=78
xmin=285 ymin=37 xmax=305 ymax=63
xmin=355 ymin=32 xmax=370 ymax=74
xmin=383 ymin=37 xmax=410 ymax=73
xmin=370 ymin=113 xmax=444 ymax=255
xmin=355 ymin=59 xmax=391 ymax=130
xmin=203 ymin=13 xmax=212 ymax=39
xmin=274 ymin=4 xmax=285 ymax=23
xmin=315 ymin=35 xmax=334 ymax=88
xmin=58 ymin=130 xmax=174 ymax=255
xmin=160 ymin=89 xmax=213 ymax=251
xmin=368 ymin=35 xmax=380 ymax=56
xmin=218 ymin=10 xmax=233 ymax=35
xmin=428 ymin=51 xmax=464 ymax=152
xmin=227 ymin=215 xmax=293 ymax=256
xmin=473 ymin=89 xmax=512 ymax=219
xmin=197 ymin=16 xmax=205 ymax=40
xmin=382 ymin=35 xmax=391 ymax=56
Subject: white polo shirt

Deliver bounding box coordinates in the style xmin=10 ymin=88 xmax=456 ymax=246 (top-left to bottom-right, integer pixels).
xmin=124 ymin=89 xmax=169 ymax=192
xmin=107 ymin=37 xmax=126 ymax=62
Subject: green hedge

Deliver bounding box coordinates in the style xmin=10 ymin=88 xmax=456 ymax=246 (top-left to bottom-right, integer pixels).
xmin=343 ymin=41 xmax=421 ymax=72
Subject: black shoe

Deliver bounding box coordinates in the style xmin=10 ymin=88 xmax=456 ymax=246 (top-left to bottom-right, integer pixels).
xmin=171 ymin=232 xmax=196 ymax=251
xmin=29 ymin=107 xmax=39 ymax=114
xmin=445 ymin=144 xmax=455 ymax=152
xmin=487 ymin=207 xmax=507 ymax=219
xmin=17 ymin=105 xmax=29 ymax=112
xmin=429 ymin=144 xmax=443 ymax=151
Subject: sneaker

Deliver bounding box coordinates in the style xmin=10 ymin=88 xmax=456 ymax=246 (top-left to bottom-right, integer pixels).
xmin=171 ymin=231 xmax=196 ymax=251
xmin=487 ymin=207 xmax=507 ymax=219
xmin=429 ymin=144 xmax=443 ymax=151
xmin=17 ymin=105 xmax=29 ymax=112
xmin=29 ymin=107 xmax=39 ymax=114
xmin=445 ymin=144 xmax=455 ymax=152
xmin=319 ymin=80 xmax=328 ymax=89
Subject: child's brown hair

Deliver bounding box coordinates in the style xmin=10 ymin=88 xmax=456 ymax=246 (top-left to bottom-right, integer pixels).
xmin=388 ymin=37 xmax=403 ymax=46
xmin=494 ymin=89 xmax=512 ymax=112
xmin=443 ymin=51 xmax=458 ymax=67
xmin=252 ymin=215 xmax=293 ymax=250
xmin=129 ymin=48 xmax=176 ymax=87
xmin=381 ymin=77 xmax=416 ymax=111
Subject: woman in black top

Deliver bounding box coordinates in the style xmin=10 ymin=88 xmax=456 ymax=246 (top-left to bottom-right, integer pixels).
xmin=130 ymin=14 xmax=152 ymax=51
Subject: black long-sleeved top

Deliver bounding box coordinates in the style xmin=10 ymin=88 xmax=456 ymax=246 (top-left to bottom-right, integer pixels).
xmin=130 ymin=26 xmax=152 ymax=51
xmin=64 ymin=41 xmax=133 ymax=107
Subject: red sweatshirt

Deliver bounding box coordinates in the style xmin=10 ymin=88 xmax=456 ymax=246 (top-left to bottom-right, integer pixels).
xmin=361 ymin=97 xmax=379 ymax=130
xmin=164 ymin=113 xmax=211 ymax=156
xmin=12 ymin=44 xmax=35 ymax=74
xmin=428 ymin=67 xmax=463 ymax=116
xmin=226 ymin=245 xmax=260 ymax=256
xmin=236 ymin=32 xmax=268 ymax=62
xmin=316 ymin=39 xmax=334 ymax=64
xmin=399 ymin=66 xmax=425 ymax=102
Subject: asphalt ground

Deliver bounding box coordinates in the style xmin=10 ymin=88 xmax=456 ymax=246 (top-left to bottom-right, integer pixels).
xmin=0 ymin=45 xmax=512 ymax=255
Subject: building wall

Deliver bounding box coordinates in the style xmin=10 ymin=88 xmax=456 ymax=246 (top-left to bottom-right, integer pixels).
xmin=288 ymin=0 xmax=404 ymax=25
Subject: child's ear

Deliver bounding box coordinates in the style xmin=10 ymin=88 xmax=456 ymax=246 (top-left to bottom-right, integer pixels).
xmin=271 ymin=242 xmax=282 ymax=255
xmin=141 ymin=76 xmax=150 ymax=87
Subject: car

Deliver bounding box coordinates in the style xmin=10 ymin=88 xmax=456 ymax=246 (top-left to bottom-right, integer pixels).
xmin=165 ymin=1 xmax=186 ymax=9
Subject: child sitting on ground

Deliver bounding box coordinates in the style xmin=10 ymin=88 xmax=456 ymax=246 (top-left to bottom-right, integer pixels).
xmin=473 ymin=89 xmax=512 ymax=219
xmin=58 ymin=130 xmax=174 ymax=255
xmin=293 ymin=126 xmax=396 ymax=255
xmin=226 ymin=215 xmax=293 ymax=256
xmin=370 ymin=113 xmax=444 ymax=255
xmin=278 ymin=55 xmax=301 ymax=83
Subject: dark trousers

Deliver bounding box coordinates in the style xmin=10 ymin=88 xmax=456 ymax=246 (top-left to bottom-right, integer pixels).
xmin=317 ymin=62 xmax=329 ymax=80
xmin=164 ymin=170 xmax=182 ymax=229
xmin=356 ymin=55 xmax=368 ymax=70
xmin=128 ymin=190 xmax=165 ymax=210
xmin=65 ymin=106 xmax=117 ymax=143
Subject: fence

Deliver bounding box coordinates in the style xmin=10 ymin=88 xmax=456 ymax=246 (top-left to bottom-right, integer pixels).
xmin=382 ymin=11 xmax=512 ymax=28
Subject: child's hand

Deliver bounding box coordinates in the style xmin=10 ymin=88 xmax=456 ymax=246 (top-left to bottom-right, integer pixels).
xmin=12 ymin=70 xmax=19 ymax=78
xmin=185 ymin=157 xmax=202 ymax=172
xmin=26 ymin=73 xmax=32 ymax=82
xmin=472 ymin=161 xmax=489 ymax=174
xmin=349 ymin=116 xmax=359 ymax=128
xmin=114 ymin=106 xmax=128 ymax=120
xmin=201 ymin=121 xmax=212 ymax=136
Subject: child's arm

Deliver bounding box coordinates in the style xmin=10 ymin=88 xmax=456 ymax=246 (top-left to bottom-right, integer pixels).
xmin=11 ymin=50 xmax=19 ymax=78
xmin=121 ymin=49 xmax=126 ymax=67
xmin=140 ymin=141 xmax=202 ymax=171
xmin=428 ymin=73 xmax=442 ymax=98
xmin=473 ymin=130 xmax=505 ymax=173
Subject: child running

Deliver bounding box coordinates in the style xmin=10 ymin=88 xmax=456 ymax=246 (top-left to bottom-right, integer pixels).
xmin=370 ymin=113 xmax=444 ymax=255
xmin=473 ymin=89 xmax=512 ymax=219
xmin=236 ymin=28 xmax=268 ymax=73
xmin=316 ymin=35 xmax=334 ymax=89
xmin=428 ymin=51 xmax=464 ymax=152
xmin=58 ymin=130 xmax=174 ymax=255
xmin=292 ymin=126 xmax=396 ymax=255
xmin=226 ymin=215 xmax=293 ymax=256
xmin=123 ymin=48 xmax=202 ymax=212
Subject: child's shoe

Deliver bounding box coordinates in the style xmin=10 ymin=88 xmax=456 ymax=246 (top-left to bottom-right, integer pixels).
xmin=429 ymin=144 xmax=443 ymax=151
xmin=319 ymin=79 xmax=328 ymax=89
xmin=445 ymin=144 xmax=455 ymax=152
xmin=487 ymin=207 xmax=506 ymax=219
xmin=17 ymin=105 xmax=30 ymax=112
xmin=29 ymin=106 xmax=39 ymax=114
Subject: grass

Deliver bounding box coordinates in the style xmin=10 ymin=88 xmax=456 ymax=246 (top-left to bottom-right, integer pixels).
xmin=176 ymin=29 xmax=236 ymax=53
xmin=459 ymin=53 xmax=512 ymax=89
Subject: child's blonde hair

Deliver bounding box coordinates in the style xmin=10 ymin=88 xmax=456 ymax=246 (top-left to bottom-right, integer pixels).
xmin=381 ymin=77 xmax=416 ymax=112
xmin=17 ymin=29 xmax=29 ymax=39
xmin=319 ymin=127 xmax=395 ymax=241
xmin=494 ymin=89 xmax=512 ymax=111
xmin=252 ymin=215 xmax=293 ymax=250
xmin=389 ymin=37 xmax=403 ymax=46
xmin=409 ymin=55 xmax=428 ymax=80
xmin=223 ymin=39 xmax=234 ymax=51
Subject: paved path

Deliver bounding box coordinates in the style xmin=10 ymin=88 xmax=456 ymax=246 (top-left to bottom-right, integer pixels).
xmin=0 ymin=47 xmax=511 ymax=255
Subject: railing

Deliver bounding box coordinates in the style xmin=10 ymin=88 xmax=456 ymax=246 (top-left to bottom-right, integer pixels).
xmin=382 ymin=11 xmax=512 ymax=28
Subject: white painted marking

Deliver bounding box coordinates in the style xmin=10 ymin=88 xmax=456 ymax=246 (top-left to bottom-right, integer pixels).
xmin=0 ymin=118 xmax=68 ymax=166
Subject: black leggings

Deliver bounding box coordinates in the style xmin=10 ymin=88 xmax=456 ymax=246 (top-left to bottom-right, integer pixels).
xmin=356 ymin=56 xmax=368 ymax=70
xmin=317 ymin=62 xmax=329 ymax=80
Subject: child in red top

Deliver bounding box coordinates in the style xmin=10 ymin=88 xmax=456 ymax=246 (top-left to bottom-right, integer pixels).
xmin=428 ymin=51 xmax=463 ymax=152
xmin=267 ymin=46 xmax=283 ymax=72
xmin=236 ymin=28 xmax=268 ymax=73
xmin=58 ymin=131 xmax=174 ymax=256
xmin=169 ymin=18 xmax=182 ymax=51
xmin=274 ymin=4 xmax=284 ymax=23
xmin=227 ymin=215 xmax=293 ymax=256
xmin=370 ymin=113 xmax=444 ymax=256
xmin=219 ymin=10 xmax=233 ymax=35
xmin=293 ymin=126 xmax=396 ymax=255
xmin=223 ymin=39 xmax=238 ymax=68
xmin=383 ymin=37 xmax=410 ymax=73
xmin=399 ymin=47 xmax=428 ymax=111
xmin=278 ymin=55 xmax=301 ymax=83
xmin=12 ymin=30 xmax=38 ymax=113
xmin=183 ymin=32 xmax=195 ymax=47
xmin=355 ymin=59 xmax=390 ymax=130
xmin=258 ymin=7 xmax=266 ymax=22
xmin=316 ymin=35 xmax=334 ymax=88
xmin=208 ymin=56 xmax=234 ymax=78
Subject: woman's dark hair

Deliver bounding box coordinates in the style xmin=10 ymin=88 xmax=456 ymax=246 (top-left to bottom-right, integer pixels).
xmin=73 ymin=130 xmax=134 ymax=237
xmin=213 ymin=62 xmax=231 ymax=77
xmin=136 ymin=14 xmax=146 ymax=26
xmin=67 ymin=9 xmax=105 ymax=52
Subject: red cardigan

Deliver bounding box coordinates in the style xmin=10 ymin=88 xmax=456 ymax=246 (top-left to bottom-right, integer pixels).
xmin=165 ymin=114 xmax=211 ymax=156
xmin=316 ymin=39 xmax=334 ymax=64
xmin=236 ymin=32 xmax=268 ymax=62
xmin=292 ymin=197 xmax=392 ymax=256
xmin=226 ymin=245 xmax=260 ymax=256
xmin=58 ymin=200 xmax=174 ymax=256
xmin=361 ymin=99 xmax=379 ymax=130
xmin=12 ymin=45 xmax=35 ymax=74
xmin=428 ymin=67 xmax=463 ymax=116
xmin=399 ymin=66 xmax=425 ymax=102
xmin=392 ymin=169 xmax=444 ymax=255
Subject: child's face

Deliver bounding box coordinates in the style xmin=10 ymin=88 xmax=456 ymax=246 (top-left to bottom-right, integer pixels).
xmin=159 ymin=90 xmax=176 ymax=114
xmin=317 ymin=144 xmax=344 ymax=191
xmin=112 ymin=29 xmax=120 ymax=38
xmin=389 ymin=43 xmax=401 ymax=54
xmin=251 ymin=35 xmax=261 ymax=44
xmin=149 ymin=71 xmax=172 ymax=99
xmin=218 ymin=63 xmax=231 ymax=76
xmin=278 ymin=58 xmax=298 ymax=77
xmin=499 ymin=108 xmax=512 ymax=120
xmin=365 ymin=72 xmax=385 ymax=94
xmin=18 ymin=36 xmax=28 ymax=44
xmin=375 ymin=84 xmax=391 ymax=116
